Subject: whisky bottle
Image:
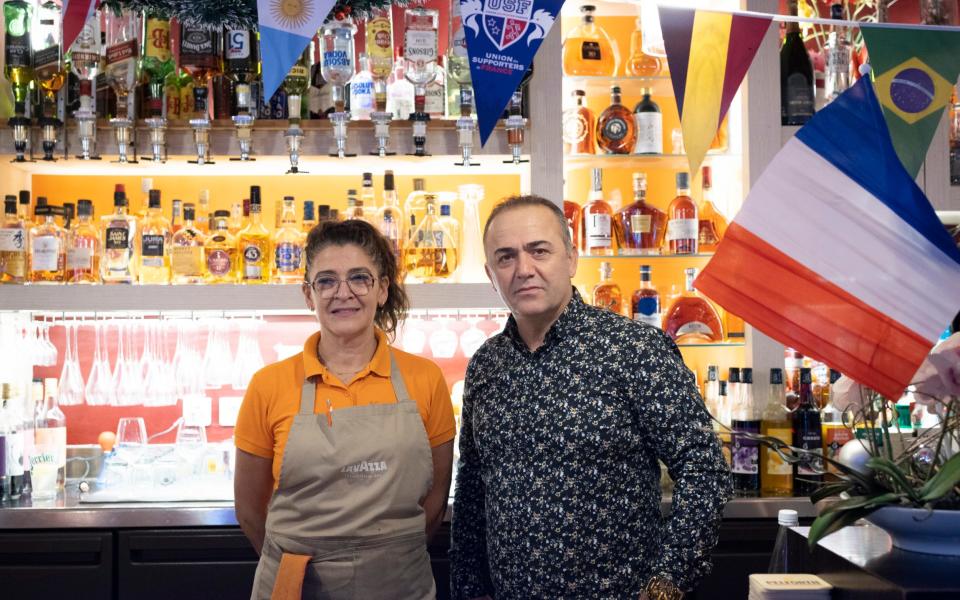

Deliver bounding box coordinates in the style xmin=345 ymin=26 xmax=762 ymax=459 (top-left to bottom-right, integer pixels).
xmin=204 ymin=210 xmax=237 ymax=284
xmin=179 ymin=23 xmax=223 ymax=118
xmin=272 ymin=196 xmax=306 ymax=283
xmin=630 ymin=264 xmax=661 ymax=328
xmin=365 ymin=7 xmax=394 ymax=112
xmin=170 ymin=199 xmax=183 ymax=233
xmin=138 ymin=189 xmax=171 ymax=284
xmin=731 ymin=367 xmax=761 ymax=497
xmin=666 ymin=172 xmax=698 ymax=255
xmin=100 ymin=185 xmax=137 ymax=284
xmin=618 ymin=172 xmax=666 ymax=255
xmin=596 ymin=86 xmax=636 ymax=155
xmin=223 ymin=27 xmax=259 ymax=115
xmin=29 ymin=205 xmax=66 ymax=283
xmin=66 ymin=199 xmax=100 ymax=284
xmin=581 ymin=168 xmax=616 ymax=256
xmin=633 ymin=88 xmax=662 ymax=154
xmin=377 ymin=170 xmax=405 ymax=257
xmin=196 ymin=190 xmax=210 ymax=234
xmin=0 ymin=195 xmax=27 ymax=283
xmin=33 ymin=0 xmax=65 ymax=119
xmin=592 ymin=261 xmax=624 ymax=315
xmin=141 ymin=13 xmax=174 ymax=117
xmin=238 ymin=185 xmax=271 ymax=284
xmin=662 ymin=267 xmax=723 ymax=342
xmin=697 ymin=166 xmax=728 ymax=253
xmin=3 ymin=0 xmax=34 ymax=115
xmin=625 ymin=14 xmax=661 ymax=77
xmin=793 ymin=367 xmax=824 ymax=496
xmin=781 ymin=0 xmax=814 ymax=125
xmin=761 ymin=368 xmax=794 ymax=497
xmin=170 ymin=205 xmax=205 ymax=284
xmin=562 ymin=89 xmax=595 ymax=155
xmin=562 ymin=4 xmax=617 ymax=77
xmin=405 ymin=198 xmax=457 ymax=282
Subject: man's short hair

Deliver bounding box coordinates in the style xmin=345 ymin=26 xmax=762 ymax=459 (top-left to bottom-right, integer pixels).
xmin=483 ymin=195 xmax=574 ymax=252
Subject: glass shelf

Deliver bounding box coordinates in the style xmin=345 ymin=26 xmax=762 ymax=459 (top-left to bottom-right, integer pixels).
xmin=579 ymin=253 xmax=715 ymax=259
xmin=677 ymin=341 xmax=746 ymax=348
xmin=564 ymin=152 xmax=739 ymax=170
xmin=563 ymin=75 xmax=675 ymax=97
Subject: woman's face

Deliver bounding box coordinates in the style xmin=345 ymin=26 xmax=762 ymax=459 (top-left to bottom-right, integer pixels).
xmin=302 ymin=243 xmax=389 ymax=340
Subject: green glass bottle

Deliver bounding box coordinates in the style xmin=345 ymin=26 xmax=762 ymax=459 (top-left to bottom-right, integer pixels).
xmin=3 ymin=0 xmax=33 ymax=115
xmin=140 ymin=13 xmax=175 ymax=117
xmin=283 ymin=47 xmax=311 ymax=124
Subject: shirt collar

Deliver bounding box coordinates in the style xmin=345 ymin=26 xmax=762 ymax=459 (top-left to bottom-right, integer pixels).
xmin=503 ymin=287 xmax=586 ymax=351
xmin=302 ymin=328 xmax=391 ymax=381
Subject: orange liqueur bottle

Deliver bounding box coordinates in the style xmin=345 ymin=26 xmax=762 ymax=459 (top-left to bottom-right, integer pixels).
xmin=596 ymin=85 xmax=636 ymax=154
xmin=591 ymin=261 xmax=623 ymax=315
xmin=618 ymin=172 xmax=666 ymax=255
xmin=562 ymin=89 xmax=595 ymax=155
xmin=562 ymin=5 xmax=617 ymax=76
xmin=663 ymin=267 xmax=724 ymax=342
xmin=666 ymin=171 xmax=698 ymax=255
xmin=581 ymin=168 xmax=616 ymax=256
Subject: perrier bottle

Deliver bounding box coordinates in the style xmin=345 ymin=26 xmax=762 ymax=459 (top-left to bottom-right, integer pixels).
xmin=3 ymin=0 xmax=33 ymax=116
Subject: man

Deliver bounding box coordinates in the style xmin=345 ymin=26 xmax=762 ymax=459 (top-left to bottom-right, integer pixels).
xmin=450 ymin=195 xmax=731 ymax=599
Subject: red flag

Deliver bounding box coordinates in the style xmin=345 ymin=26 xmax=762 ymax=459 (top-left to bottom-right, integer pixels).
xmin=62 ymin=0 xmax=97 ymax=54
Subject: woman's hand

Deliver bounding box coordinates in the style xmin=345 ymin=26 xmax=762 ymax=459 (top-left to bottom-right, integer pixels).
xmin=423 ymin=440 xmax=454 ymax=542
xmin=234 ymin=449 xmax=274 ymax=554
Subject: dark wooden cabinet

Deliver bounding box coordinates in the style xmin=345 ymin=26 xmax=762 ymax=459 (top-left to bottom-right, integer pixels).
xmin=0 ymin=530 xmax=113 ymax=599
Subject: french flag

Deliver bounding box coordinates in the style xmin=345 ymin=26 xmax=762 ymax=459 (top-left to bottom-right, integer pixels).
xmin=696 ymin=73 xmax=960 ymax=400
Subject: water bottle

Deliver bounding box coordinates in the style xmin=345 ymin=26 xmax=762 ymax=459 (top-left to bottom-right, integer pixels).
xmin=768 ymin=508 xmax=799 ymax=573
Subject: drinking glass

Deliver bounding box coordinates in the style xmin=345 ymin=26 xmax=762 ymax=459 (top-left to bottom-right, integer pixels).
xmin=114 ymin=320 xmax=143 ymax=406
xmin=232 ymin=318 xmax=265 ymax=390
xmin=202 ymin=318 xmax=234 ymax=389
xmin=85 ymin=320 xmax=116 ymax=406
xmin=459 ymin=316 xmax=487 ymax=358
xmin=58 ymin=322 xmax=85 ymax=406
xmin=456 ymin=184 xmax=486 ymax=283
xmin=116 ymin=417 xmax=148 ymax=465
xmin=175 ymin=422 xmax=208 ymax=477
xmin=173 ymin=319 xmax=204 ymax=398
xmin=429 ymin=318 xmax=458 ymax=359
xmin=399 ymin=316 xmax=427 ymax=354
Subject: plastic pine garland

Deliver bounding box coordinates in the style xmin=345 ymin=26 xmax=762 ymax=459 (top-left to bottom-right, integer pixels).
xmin=97 ymin=0 xmax=406 ymax=29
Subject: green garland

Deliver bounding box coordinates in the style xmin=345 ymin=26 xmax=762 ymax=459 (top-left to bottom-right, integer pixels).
xmin=98 ymin=0 xmax=406 ymax=29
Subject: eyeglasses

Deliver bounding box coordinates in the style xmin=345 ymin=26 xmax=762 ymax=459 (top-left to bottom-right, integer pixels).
xmin=308 ymin=272 xmax=377 ymax=298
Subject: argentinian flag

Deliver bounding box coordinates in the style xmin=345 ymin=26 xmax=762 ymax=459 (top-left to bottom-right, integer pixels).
xmin=258 ymin=0 xmax=338 ymax=101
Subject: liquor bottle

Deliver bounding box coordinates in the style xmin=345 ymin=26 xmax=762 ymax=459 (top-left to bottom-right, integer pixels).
xmin=823 ymin=3 xmax=851 ymax=105
xmin=35 ymin=377 xmax=66 ymax=491
xmin=403 ymin=6 xmax=440 ymax=118
xmin=68 ymin=13 xmax=100 ymax=112
xmin=360 ymin=171 xmax=377 ymax=212
xmin=205 ymin=210 xmax=237 ymax=284
xmin=592 ymin=262 xmax=624 ymax=315
xmin=0 ymin=195 xmax=27 ymax=283
xmin=100 ymin=184 xmax=137 ymax=284
xmin=666 ymin=172 xmax=698 ymax=255
xmin=273 ymin=196 xmax=306 ymax=283
xmin=238 ymin=185 xmax=271 ymax=284
xmin=1 ymin=383 xmax=25 ymax=500
xmin=596 ymin=86 xmax=636 ymax=155
xmin=562 ymin=89 xmax=596 ymax=155
xmin=32 ymin=0 xmax=65 ymax=119
xmin=302 ymin=200 xmax=317 ymax=234
xmin=284 ymin=47 xmax=311 ymax=123
xmin=3 ymin=0 xmax=34 ymax=115
xmin=138 ymin=189 xmax=171 ymax=284
xmin=103 ymin=8 xmax=141 ymax=120
xmin=702 ymin=365 xmax=721 ymax=423
xmin=140 ymin=13 xmax=174 ymax=117
xmin=445 ymin=0 xmax=472 ymax=118
xmin=761 ymin=368 xmax=794 ymax=497
xmin=726 ymin=367 xmax=741 ymax=428
xmin=66 ymin=199 xmax=100 ymax=284
xmin=781 ymin=0 xmax=814 ymax=126
xmin=179 ymin=23 xmax=223 ymax=118
xmin=821 ymin=369 xmax=853 ymax=480
xmin=29 ymin=205 xmax=65 ymax=283
xmin=344 ymin=190 xmax=365 ymax=221
xmin=950 ymin=95 xmax=960 ymax=185
xmin=387 ymin=55 xmax=415 ymax=119
xmin=350 ymin=53 xmax=375 ymax=120
xmin=732 ymin=368 xmax=761 ymax=497
xmin=405 ymin=197 xmax=457 ymax=282
xmin=633 ymin=88 xmax=662 ymax=154
xmin=662 ymin=267 xmax=724 ymax=342
xmin=697 ymin=166 xmax=727 ymax=252
xmin=630 ymin=264 xmax=661 ymax=328
xmin=404 ymin=178 xmax=429 ymax=237
xmin=581 ymin=168 xmax=616 ymax=256
xmin=365 ymin=7 xmax=393 ymax=112
xmin=563 ymin=194 xmax=582 ymax=251
xmin=170 ymin=198 xmax=184 ymax=234
xmin=196 ymin=190 xmax=211 ymax=234
xmin=377 ymin=170 xmax=405 ymax=256
xmin=438 ymin=203 xmax=460 ymax=256
xmin=223 ymin=27 xmax=260 ymax=116
xmin=625 ymin=14 xmax=661 ymax=77
xmin=717 ymin=380 xmax=732 ymax=466
xmin=793 ymin=367 xmax=824 ymax=496
xmin=424 ymin=62 xmax=446 ymax=118
xmin=170 ymin=204 xmax=205 ymax=284
xmin=619 ymin=172 xmax=666 ymax=255
xmin=562 ymin=4 xmax=617 ymax=76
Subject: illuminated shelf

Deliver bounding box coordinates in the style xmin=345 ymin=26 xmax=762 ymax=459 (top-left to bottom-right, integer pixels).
xmin=677 ymin=341 xmax=745 ymax=348
xmin=579 ymin=253 xmax=714 ymax=259
xmin=564 ymin=152 xmax=739 ymax=170
xmin=0 ymin=282 xmax=504 ymax=313
xmin=562 ymin=75 xmax=675 ymax=97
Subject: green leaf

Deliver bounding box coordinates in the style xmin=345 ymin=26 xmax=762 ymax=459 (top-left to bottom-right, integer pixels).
xmin=919 ymin=453 xmax=960 ymax=502
xmin=866 ymin=457 xmax=921 ymax=501
xmin=808 ymin=505 xmax=875 ymax=548
xmin=810 ymin=482 xmax=854 ymax=504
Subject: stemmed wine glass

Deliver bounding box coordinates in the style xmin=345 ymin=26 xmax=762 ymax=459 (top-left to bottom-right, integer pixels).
xmin=113 ymin=319 xmax=143 ymax=406
xmin=429 ymin=317 xmax=458 ymax=359
xmin=173 ymin=318 xmax=204 ymax=398
xmin=232 ymin=318 xmax=265 ymax=390
xmin=115 ymin=417 xmax=148 ymax=463
xmin=459 ymin=316 xmax=488 ymax=359
xmin=175 ymin=421 xmax=208 ymax=477
xmin=58 ymin=321 xmax=85 ymax=406
xmin=400 ymin=315 xmax=427 ymax=355
xmin=85 ymin=320 xmax=116 ymax=406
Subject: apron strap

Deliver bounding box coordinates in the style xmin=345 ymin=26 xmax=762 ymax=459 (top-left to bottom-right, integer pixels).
xmin=298 ymin=348 xmax=416 ymax=416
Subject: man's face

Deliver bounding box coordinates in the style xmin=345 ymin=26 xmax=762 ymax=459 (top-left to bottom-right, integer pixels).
xmin=484 ymin=204 xmax=578 ymax=322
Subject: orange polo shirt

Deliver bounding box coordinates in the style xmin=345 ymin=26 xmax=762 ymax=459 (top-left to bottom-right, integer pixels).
xmin=234 ymin=329 xmax=456 ymax=488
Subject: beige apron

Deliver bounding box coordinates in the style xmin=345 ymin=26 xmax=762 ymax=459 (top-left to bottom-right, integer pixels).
xmin=250 ymin=351 xmax=436 ymax=600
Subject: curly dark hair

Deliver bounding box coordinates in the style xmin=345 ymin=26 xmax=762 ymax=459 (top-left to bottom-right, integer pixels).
xmin=303 ymin=219 xmax=409 ymax=336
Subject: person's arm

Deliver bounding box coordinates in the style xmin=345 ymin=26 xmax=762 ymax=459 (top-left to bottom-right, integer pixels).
xmin=423 ymin=440 xmax=454 ymax=541
xmin=449 ymin=359 xmax=493 ymax=600
xmin=234 ymin=449 xmax=274 ymax=555
xmin=634 ymin=330 xmax=732 ymax=593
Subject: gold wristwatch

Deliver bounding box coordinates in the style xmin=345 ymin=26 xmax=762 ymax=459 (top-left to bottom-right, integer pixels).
xmin=644 ymin=575 xmax=684 ymax=600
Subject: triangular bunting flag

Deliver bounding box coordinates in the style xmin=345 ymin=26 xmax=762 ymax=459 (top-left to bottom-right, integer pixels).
xmin=861 ymin=26 xmax=960 ymax=177
xmin=659 ymin=7 xmax=771 ymax=176
xmin=461 ymin=0 xmax=565 ymax=146
xmin=257 ymin=0 xmax=338 ymax=102
xmin=696 ymin=74 xmax=960 ymax=400
xmin=61 ymin=0 xmax=97 ymax=53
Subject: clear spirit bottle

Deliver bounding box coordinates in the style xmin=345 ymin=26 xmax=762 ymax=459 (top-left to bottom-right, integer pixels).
xmin=103 ymin=8 xmax=141 ymax=120
xmin=823 ymin=2 xmax=851 ymax=104
xmin=204 ymin=210 xmax=237 ymax=284
xmin=630 ymin=264 xmax=661 ymax=328
xmin=223 ymin=27 xmax=259 ymax=116
xmin=562 ymin=4 xmax=617 ymax=76
xmin=138 ymin=189 xmax=171 ymax=284
xmin=66 ymin=199 xmax=100 ymax=284
xmin=349 ymin=53 xmax=375 ymax=120
xmin=666 ymin=172 xmax=698 ymax=255
xmin=618 ymin=172 xmax=666 ymax=255
xmin=100 ymin=185 xmax=137 ymax=284
xmin=386 ymin=57 xmax=415 ymax=120
xmin=33 ymin=0 xmax=65 ymax=119
xmin=170 ymin=204 xmax=205 ymax=284
xmin=591 ymin=261 xmax=624 ymax=315
xmin=238 ymin=186 xmax=271 ymax=284
xmin=272 ymin=196 xmax=306 ymax=283
xmin=29 ymin=205 xmax=66 ymax=283
xmin=35 ymin=377 xmax=66 ymax=491
xmin=662 ymin=267 xmax=724 ymax=342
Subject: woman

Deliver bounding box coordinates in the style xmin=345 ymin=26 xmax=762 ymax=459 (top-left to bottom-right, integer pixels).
xmin=234 ymin=219 xmax=456 ymax=599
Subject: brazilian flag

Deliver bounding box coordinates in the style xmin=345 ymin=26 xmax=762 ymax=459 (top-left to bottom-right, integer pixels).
xmin=862 ymin=27 xmax=960 ymax=178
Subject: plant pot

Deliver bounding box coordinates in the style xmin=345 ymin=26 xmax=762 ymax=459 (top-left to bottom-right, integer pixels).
xmin=864 ymin=506 xmax=960 ymax=556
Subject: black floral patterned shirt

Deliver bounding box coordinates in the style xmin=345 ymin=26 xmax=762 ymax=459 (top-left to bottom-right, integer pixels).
xmin=450 ymin=290 xmax=731 ymax=599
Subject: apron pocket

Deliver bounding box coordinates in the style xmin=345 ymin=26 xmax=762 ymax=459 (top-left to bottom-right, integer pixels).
xmin=304 ymin=552 xmax=357 ymax=599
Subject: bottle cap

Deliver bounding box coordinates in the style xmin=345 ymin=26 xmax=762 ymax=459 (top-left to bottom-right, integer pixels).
xmin=250 ymin=185 xmax=261 ymax=206
xmin=707 ymin=365 xmax=718 ymax=381
xmin=676 ymin=172 xmax=690 ymax=189
xmin=770 ymin=368 xmax=784 ymax=385
xmin=830 ymin=2 xmax=843 ymax=19
xmin=4 ymin=198 xmax=16 ymax=214
xmin=303 ymin=200 xmax=315 ymax=221
xmin=573 ymin=89 xmax=586 ymax=98
xmin=19 ymin=190 xmax=30 ymax=205
xmin=580 ymin=4 xmax=596 ymax=12
xmin=384 ymin=170 xmax=395 ymax=191
xmin=77 ymin=200 xmax=93 ymax=217
xmin=184 ymin=205 xmax=196 ymax=221
xmin=632 ymin=172 xmax=647 ymax=192
xmin=778 ymin=509 xmax=799 ymax=527
xmin=639 ymin=264 xmax=652 ymax=280
xmin=329 ymin=209 xmax=339 ymax=220
xmin=199 ymin=189 xmax=210 ymax=204
xmin=414 ymin=178 xmax=425 ymax=192
xmin=283 ymin=195 xmax=295 ymax=202
xmin=728 ymin=367 xmax=741 ymax=383
xmin=318 ymin=204 xmax=330 ymax=219
xmin=741 ymin=367 xmax=753 ymax=384
xmin=800 ymin=367 xmax=812 ymax=384
xmin=440 ymin=204 xmax=451 ymax=216
xmin=702 ymin=165 xmax=712 ymax=189
xmin=213 ymin=209 xmax=230 ymax=218
xmin=149 ymin=189 xmax=161 ymax=209
xmin=719 ymin=380 xmax=728 ymax=396
xmin=243 ymin=198 xmax=250 ymax=217
xmin=114 ymin=185 xmax=127 ymax=206
xmin=37 ymin=196 xmax=48 ymax=208
xmin=610 ymin=85 xmax=622 ymax=95
xmin=362 ymin=172 xmax=373 ymax=187
xmin=63 ymin=202 xmax=75 ymax=220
